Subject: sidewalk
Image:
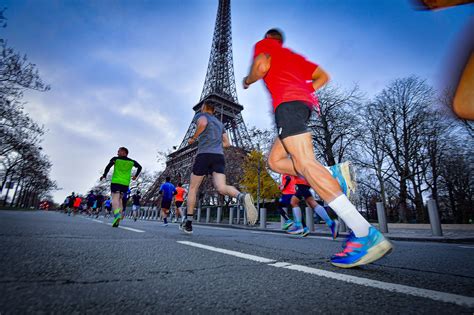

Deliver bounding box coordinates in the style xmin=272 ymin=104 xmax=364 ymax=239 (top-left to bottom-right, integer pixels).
xmin=194 ymin=221 xmax=474 ymax=244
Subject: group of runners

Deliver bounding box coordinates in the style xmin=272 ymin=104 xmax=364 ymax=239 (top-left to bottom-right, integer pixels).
xmin=278 ymin=173 xmax=341 ymax=239
xmin=62 ymin=188 xmax=143 ymax=220
xmin=90 ymin=28 xmax=393 ymax=269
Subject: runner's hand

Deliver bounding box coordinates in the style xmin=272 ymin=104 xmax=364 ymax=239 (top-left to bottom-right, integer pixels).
xmin=243 ymin=76 xmax=250 ymax=89
xmin=132 ymin=176 xmax=137 ymax=181
xmin=188 ymin=138 xmax=196 ymax=145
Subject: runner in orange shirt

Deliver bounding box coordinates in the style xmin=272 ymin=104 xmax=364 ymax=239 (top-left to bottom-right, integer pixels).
xmin=174 ymin=183 xmax=187 ymax=223
xmin=73 ymin=196 xmax=82 ymax=215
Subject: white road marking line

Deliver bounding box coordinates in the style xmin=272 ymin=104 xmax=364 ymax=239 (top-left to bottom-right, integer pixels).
xmin=458 ymin=246 xmax=474 ymax=249
xmin=276 ymin=263 xmax=474 ymax=308
xmin=177 ymin=241 xmax=276 ymax=263
xmin=177 ymin=240 xmax=474 ymax=308
xmin=104 ymin=223 xmax=145 ymax=233
xmin=118 ymin=226 xmax=145 ymax=233
xmin=92 ymin=219 xmax=103 ymax=223
xmin=197 ymin=225 xmax=248 ymax=232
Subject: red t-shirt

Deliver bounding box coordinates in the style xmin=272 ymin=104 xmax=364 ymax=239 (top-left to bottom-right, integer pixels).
xmin=280 ymin=174 xmax=296 ymax=195
xmin=253 ymin=38 xmax=319 ymax=111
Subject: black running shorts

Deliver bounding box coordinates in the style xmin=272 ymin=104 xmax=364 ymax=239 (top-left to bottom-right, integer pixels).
xmin=161 ymin=198 xmax=172 ymax=210
xmin=274 ymin=101 xmax=312 ymax=139
xmin=111 ymin=183 xmax=129 ymax=194
xmin=175 ymin=201 xmax=184 ymax=208
xmin=295 ymin=184 xmax=313 ymax=200
xmin=192 ymin=153 xmax=225 ymax=176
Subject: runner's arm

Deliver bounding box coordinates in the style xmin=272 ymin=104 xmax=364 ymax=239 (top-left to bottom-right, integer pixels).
xmin=100 ymin=158 xmax=116 ymax=180
xmin=243 ymin=53 xmax=271 ymax=88
xmin=189 ymin=116 xmax=208 ymax=144
xmin=132 ymin=160 xmax=142 ymax=180
xmin=310 ymin=66 xmax=330 ymax=92
xmin=222 ymin=133 xmax=231 ymax=148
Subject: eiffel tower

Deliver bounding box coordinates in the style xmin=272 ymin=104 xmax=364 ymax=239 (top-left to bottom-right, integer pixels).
xmin=144 ymin=0 xmax=251 ymax=205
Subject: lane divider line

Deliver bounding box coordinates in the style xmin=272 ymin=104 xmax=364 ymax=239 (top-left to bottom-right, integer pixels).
xmin=105 ymin=223 xmax=145 ymax=233
xmin=118 ymin=226 xmax=145 ymax=233
xmin=83 ymin=216 xmax=145 ymax=233
xmin=458 ymin=246 xmax=474 ymax=249
xmin=177 ymin=240 xmax=474 ymax=308
xmin=177 ymin=241 xmax=275 ymax=263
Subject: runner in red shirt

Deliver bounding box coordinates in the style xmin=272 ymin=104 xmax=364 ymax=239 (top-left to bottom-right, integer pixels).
xmin=278 ymin=174 xmax=295 ymax=231
xmin=243 ymin=29 xmax=392 ymax=268
xmin=292 ymin=176 xmax=340 ymax=240
xmin=280 ymin=174 xmax=310 ymax=237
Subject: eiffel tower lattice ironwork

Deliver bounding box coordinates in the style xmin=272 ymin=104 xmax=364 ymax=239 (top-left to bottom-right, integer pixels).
xmin=144 ymin=0 xmax=252 ymax=205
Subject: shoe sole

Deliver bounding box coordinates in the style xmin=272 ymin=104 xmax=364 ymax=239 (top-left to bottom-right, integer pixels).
xmin=339 ymin=161 xmax=357 ymax=198
xmin=298 ymin=230 xmax=310 ymax=238
xmin=287 ymin=229 xmax=304 ymax=235
xmin=331 ymin=240 xmax=393 ymax=268
xmin=179 ymin=225 xmax=193 ymax=234
xmin=243 ymin=194 xmax=258 ymax=225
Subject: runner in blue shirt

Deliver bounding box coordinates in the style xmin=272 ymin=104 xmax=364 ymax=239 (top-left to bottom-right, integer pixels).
xmin=159 ymin=177 xmax=176 ymax=226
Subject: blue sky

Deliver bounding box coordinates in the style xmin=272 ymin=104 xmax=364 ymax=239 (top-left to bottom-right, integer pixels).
xmin=3 ymin=0 xmax=471 ymax=202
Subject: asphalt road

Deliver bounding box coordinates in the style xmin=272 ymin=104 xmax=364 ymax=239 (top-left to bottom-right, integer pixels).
xmin=1 ymin=210 xmax=473 ymax=314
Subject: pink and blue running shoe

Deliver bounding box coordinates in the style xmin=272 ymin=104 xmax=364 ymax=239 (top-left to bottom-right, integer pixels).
xmin=330 ymin=227 xmax=393 ymax=268
xmin=287 ymin=223 xmax=304 ymax=235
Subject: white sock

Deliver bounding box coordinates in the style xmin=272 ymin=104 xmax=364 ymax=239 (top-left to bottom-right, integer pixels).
xmin=314 ymin=205 xmax=333 ymax=226
xmin=292 ymin=207 xmax=302 ymax=224
xmin=328 ymin=194 xmax=371 ymax=237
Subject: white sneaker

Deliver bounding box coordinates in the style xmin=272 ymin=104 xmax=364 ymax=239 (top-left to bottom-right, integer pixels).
xmin=243 ymin=194 xmax=258 ymax=225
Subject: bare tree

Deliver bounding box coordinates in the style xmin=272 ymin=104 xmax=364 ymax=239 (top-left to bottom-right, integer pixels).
xmin=373 ymin=76 xmax=434 ymax=222
xmin=0 ymin=10 xmax=54 ymax=206
xmin=354 ymin=101 xmax=397 ymax=207
xmin=438 ymin=146 xmax=473 ymax=223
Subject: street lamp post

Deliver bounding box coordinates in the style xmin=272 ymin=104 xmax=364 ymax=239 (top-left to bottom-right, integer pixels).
xmin=250 ymin=131 xmax=262 ymax=212
xmin=256 ymin=143 xmax=261 ymax=212
xmin=257 ymin=154 xmax=261 ymax=211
